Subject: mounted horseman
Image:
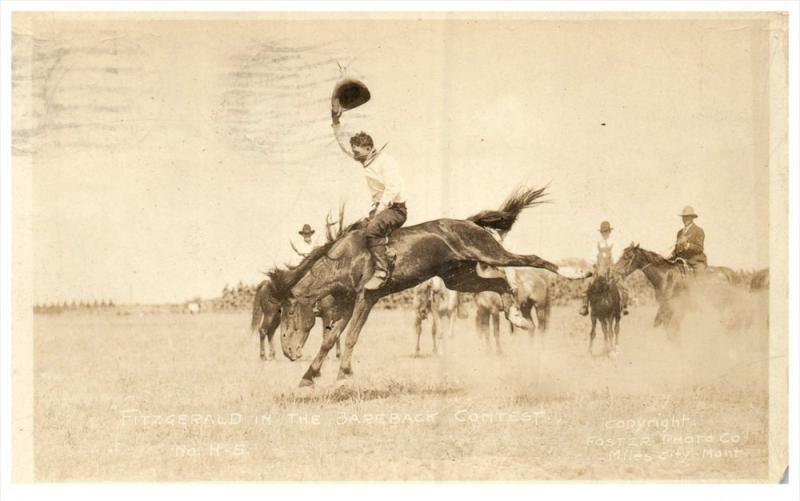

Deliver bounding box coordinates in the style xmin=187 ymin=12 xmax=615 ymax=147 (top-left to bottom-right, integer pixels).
xmin=668 ymin=206 xmax=707 ymax=274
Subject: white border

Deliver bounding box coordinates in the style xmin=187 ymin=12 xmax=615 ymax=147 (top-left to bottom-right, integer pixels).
xmin=1 ymin=2 xmax=797 ymax=501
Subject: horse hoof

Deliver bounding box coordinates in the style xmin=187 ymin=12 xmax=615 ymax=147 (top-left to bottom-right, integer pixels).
xmin=298 ymin=378 xmax=314 ymax=388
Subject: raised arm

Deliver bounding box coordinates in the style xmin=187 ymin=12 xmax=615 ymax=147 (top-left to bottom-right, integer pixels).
xmin=331 ymin=98 xmax=355 ymax=160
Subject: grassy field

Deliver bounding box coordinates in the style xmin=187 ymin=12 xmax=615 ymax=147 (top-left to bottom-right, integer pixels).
xmin=33 ymin=297 xmax=772 ymax=481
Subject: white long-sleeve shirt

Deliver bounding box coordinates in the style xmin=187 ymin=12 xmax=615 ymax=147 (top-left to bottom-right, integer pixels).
xmin=332 ymin=122 xmax=405 ymax=211
xmin=362 ymin=150 xmax=406 ymax=211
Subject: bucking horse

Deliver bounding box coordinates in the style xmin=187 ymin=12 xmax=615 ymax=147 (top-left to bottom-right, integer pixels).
xmin=271 ymin=186 xmax=590 ymax=387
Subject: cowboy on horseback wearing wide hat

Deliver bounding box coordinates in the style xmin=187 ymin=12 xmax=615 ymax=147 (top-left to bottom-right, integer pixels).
xmin=668 ymin=206 xmax=707 ymax=273
xmin=330 ymin=77 xmax=407 ymax=290
xmin=579 ymin=220 xmax=629 ymax=316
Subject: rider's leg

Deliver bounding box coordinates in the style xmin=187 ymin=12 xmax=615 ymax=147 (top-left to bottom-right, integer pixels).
xmin=579 ymin=279 xmax=591 ymax=316
xmin=364 ymin=204 xmax=407 ymax=290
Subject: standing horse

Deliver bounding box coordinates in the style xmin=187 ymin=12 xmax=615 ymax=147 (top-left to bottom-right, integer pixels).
xmin=277 ymin=186 xmax=590 ymax=387
xmin=587 ymin=272 xmax=621 ymax=356
xmin=412 ymin=277 xmax=459 ymax=356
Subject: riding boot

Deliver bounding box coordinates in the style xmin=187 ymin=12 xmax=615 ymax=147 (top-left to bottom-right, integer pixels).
xmin=364 ymin=243 xmax=391 ymax=290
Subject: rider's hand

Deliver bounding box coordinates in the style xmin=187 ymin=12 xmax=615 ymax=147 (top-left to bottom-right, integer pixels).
xmin=331 ymin=98 xmax=343 ymax=124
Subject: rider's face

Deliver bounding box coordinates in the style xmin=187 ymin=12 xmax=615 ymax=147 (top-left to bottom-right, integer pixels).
xmin=600 ymin=230 xmax=611 ymax=239
xmin=352 ymin=144 xmax=372 ymax=162
xmin=682 ymin=216 xmax=694 ymax=227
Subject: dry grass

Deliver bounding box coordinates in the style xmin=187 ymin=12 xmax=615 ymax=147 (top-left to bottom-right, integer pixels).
xmin=33 ymin=295 xmax=772 ymax=481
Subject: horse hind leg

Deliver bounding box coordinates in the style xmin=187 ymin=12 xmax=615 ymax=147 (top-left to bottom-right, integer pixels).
xmin=431 ymin=311 xmax=440 ymax=356
xmin=259 ymin=327 xmax=268 ymax=361
xmin=492 ymin=311 xmax=502 ymax=355
xmin=413 ymin=313 xmax=423 ymax=357
xmin=260 ymin=314 xmax=280 ymax=361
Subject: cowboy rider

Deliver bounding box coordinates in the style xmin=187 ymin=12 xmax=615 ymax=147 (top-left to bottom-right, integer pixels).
xmin=668 ymin=206 xmax=707 ymax=273
xmin=579 ymin=220 xmax=629 ymax=316
xmin=332 ymin=105 xmax=407 ymax=290
xmin=288 ymin=223 xmax=316 ymax=267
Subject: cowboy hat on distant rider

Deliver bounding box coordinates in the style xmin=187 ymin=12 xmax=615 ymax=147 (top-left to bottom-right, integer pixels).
xmin=668 ymin=206 xmax=707 ymax=273
xmin=579 ymin=220 xmax=629 ymax=316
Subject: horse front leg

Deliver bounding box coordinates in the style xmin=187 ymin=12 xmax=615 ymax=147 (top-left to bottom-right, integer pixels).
xmin=299 ymin=315 xmax=350 ymax=387
xmin=337 ymin=295 xmax=377 ymax=381
xmin=259 ymin=314 xmax=280 ymax=361
xmin=601 ymin=318 xmax=612 ymax=356
xmin=588 ymin=315 xmax=597 ymax=355
xmin=299 ymin=300 xmax=355 ymax=387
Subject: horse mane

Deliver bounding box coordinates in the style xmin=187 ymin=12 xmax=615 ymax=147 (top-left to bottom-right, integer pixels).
xmin=632 ymin=245 xmax=671 ymax=266
xmin=467 ymin=185 xmax=549 ymax=237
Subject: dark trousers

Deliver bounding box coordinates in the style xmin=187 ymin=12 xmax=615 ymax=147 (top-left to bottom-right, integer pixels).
xmin=365 ymin=203 xmax=407 ymax=247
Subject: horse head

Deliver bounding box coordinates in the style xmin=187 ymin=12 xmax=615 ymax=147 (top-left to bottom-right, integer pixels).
xmin=280 ymin=295 xmax=316 ymax=361
xmin=614 ymin=242 xmax=645 ymax=277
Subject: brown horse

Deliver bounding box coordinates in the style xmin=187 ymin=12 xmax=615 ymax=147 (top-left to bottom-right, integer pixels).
xmin=587 ymin=272 xmax=621 ymax=356
xmin=613 ymin=243 xmax=736 ymax=335
xmin=276 ymin=186 xmax=590 ymax=387
xmin=250 ymin=282 xmax=345 ymax=361
xmin=249 ymin=209 xmax=351 ymax=361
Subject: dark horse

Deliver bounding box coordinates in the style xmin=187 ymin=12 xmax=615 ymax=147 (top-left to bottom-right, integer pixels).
xmin=587 ymin=272 xmax=621 ymax=356
xmin=275 ymin=186 xmax=590 ymax=387
xmin=249 ymin=210 xmax=351 ymax=361
xmin=250 ymin=282 xmax=344 ymax=361
xmin=613 ymin=243 xmax=733 ymax=334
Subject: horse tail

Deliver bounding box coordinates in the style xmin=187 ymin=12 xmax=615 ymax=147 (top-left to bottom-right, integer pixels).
xmin=467 ymin=185 xmax=548 ymax=236
xmin=250 ymin=280 xmax=268 ymax=334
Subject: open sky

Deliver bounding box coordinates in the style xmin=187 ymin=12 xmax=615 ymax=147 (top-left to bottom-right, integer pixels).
xmin=13 ymin=13 xmax=773 ymax=304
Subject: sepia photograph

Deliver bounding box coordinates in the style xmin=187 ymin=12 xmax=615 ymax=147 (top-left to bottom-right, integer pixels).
xmin=2 ymin=3 xmax=796 ymax=493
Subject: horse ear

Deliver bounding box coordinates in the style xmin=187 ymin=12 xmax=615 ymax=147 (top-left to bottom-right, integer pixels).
xmin=634 ymin=242 xmax=640 ymax=248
